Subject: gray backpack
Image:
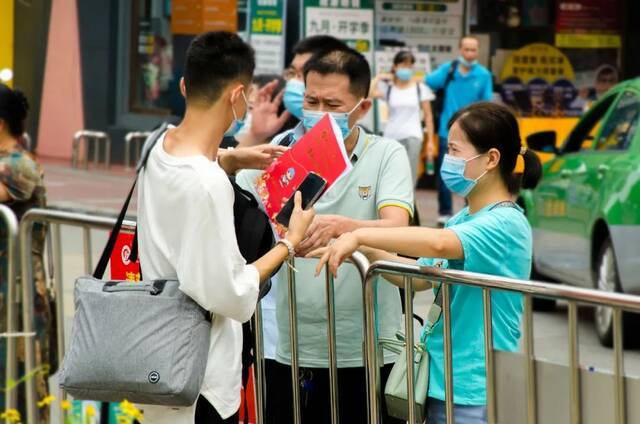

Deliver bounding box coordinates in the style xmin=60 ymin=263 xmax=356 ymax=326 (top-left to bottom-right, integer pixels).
xmin=59 ymin=124 xmax=211 ymax=406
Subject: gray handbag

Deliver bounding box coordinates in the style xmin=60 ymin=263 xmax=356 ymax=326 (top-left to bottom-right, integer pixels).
xmin=59 ymin=124 xmax=212 ymax=406
xmin=382 ymin=284 xmax=443 ymax=422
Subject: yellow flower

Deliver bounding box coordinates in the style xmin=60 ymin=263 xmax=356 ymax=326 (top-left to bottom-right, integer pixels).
xmin=61 ymin=400 xmax=72 ymax=411
xmin=0 ymin=408 xmax=21 ymax=423
xmin=116 ymin=416 xmax=130 ymax=424
xmin=86 ymin=404 xmax=96 ymax=417
xmin=119 ymin=399 xmax=144 ymax=421
xmin=37 ymin=395 xmax=56 ymax=408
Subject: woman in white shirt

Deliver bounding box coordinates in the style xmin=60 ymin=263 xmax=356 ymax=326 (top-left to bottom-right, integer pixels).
xmin=371 ymin=51 xmax=435 ymax=186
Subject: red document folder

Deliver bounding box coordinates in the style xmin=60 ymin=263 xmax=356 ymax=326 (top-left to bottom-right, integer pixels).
xmin=255 ymin=114 xmax=352 ymax=228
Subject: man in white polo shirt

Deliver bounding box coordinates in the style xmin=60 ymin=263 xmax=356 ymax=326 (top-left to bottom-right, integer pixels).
xmin=236 ymin=47 xmax=412 ymax=423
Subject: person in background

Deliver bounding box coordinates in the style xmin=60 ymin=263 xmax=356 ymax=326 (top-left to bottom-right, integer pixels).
xmin=310 ymin=102 xmax=543 ymax=424
xmin=371 ymin=50 xmax=435 ymax=187
xmin=237 ymin=47 xmax=413 ymax=424
xmin=426 ymin=36 xmax=493 ymax=226
xmin=235 ymin=74 xmax=298 ymax=147
xmin=0 ymin=83 xmax=51 ymax=423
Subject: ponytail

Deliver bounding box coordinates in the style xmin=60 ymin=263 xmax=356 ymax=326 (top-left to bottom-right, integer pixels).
xmin=507 ymin=148 xmax=542 ymax=194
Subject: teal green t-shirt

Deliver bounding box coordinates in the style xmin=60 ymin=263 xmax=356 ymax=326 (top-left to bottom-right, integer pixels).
xmin=417 ymin=202 xmax=532 ymax=405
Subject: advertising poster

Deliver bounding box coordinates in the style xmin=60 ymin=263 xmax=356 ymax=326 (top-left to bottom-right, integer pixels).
xmin=375 ymin=0 xmax=462 ymax=69
xmin=250 ymin=0 xmax=287 ymax=74
xmin=499 ymin=43 xmax=582 ymax=117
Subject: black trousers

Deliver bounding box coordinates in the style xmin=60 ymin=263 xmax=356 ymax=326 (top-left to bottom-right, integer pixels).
xmin=264 ymin=359 xmax=404 ymax=424
xmin=195 ymin=396 xmax=239 ymax=424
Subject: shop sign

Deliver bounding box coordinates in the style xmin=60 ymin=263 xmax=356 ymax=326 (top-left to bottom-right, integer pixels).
xmin=555 ymin=0 xmax=621 ymax=49
xmin=303 ymin=0 xmax=375 ymax=64
xmin=172 ymin=0 xmax=238 ymax=34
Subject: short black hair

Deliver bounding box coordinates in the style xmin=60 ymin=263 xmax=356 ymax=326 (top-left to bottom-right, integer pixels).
xmin=393 ymin=51 xmax=416 ymax=66
xmin=184 ymin=31 xmax=255 ymax=105
xmin=449 ymin=102 xmax=542 ymax=194
xmin=302 ymin=48 xmax=371 ymax=98
xmin=0 ymin=83 xmax=29 ymax=137
xmin=292 ymin=35 xmax=348 ymax=57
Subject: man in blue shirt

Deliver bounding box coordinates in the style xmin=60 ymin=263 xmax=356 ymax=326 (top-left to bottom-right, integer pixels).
xmin=426 ymin=36 xmax=493 ymax=225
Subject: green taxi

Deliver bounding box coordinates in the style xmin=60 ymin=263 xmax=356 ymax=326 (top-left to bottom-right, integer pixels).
xmin=520 ymin=79 xmax=640 ymax=347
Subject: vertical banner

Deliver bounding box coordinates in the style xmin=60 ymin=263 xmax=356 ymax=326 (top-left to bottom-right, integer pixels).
xmin=250 ymin=0 xmax=287 ymax=74
xmin=375 ymin=0 xmax=462 ymax=69
xmin=303 ymin=0 xmax=375 ymax=64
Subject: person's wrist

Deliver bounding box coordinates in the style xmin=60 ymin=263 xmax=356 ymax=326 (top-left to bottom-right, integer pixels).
xmin=219 ymin=149 xmax=238 ymax=174
xmin=285 ymin=232 xmax=303 ymax=248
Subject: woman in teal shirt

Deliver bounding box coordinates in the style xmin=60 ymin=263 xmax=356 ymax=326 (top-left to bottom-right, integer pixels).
xmin=309 ymin=102 xmax=542 ymax=423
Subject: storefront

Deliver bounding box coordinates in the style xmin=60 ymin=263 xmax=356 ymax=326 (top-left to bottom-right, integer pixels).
xmin=8 ymin=0 xmax=640 ymax=162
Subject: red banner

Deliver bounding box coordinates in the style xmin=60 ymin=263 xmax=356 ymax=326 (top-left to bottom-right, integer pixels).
xmin=556 ymin=0 xmax=621 ymax=33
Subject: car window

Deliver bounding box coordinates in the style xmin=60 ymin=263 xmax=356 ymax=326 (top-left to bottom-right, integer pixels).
xmin=594 ymin=91 xmax=640 ymax=152
xmin=562 ymin=94 xmax=616 ymax=154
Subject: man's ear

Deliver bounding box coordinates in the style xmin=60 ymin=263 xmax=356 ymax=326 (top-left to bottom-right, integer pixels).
xmin=179 ymin=78 xmax=186 ymax=98
xmin=355 ymin=98 xmax=373 ymax=120
xmin=229 ymin=84 xmax=245 ymax=104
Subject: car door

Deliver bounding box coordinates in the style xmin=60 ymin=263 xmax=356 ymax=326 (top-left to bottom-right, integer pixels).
xmin=565 ymin=90 xmax=640 ymax=285
xmin=531 ymin=93 xmax=618 ymax=283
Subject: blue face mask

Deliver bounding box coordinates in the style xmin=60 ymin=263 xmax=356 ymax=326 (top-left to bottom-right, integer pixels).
xmin=440 ymin=153 xmax=487 ymax=197
xmin=283 ymin=79 xmax=305 ymax=119
xmin=395 ymin=68 xmax=413 ymax=81
xmin=458 ymin=56 xmax=478 ymax=69
xmin=302 ymin=99 xmax=364 ymax=140
xmin=224 ymin=91 xmax=249 ymax=137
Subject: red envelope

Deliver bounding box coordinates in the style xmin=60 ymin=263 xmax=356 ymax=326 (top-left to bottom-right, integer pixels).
xmin=255 ymin=114 xmax=352 ymax=227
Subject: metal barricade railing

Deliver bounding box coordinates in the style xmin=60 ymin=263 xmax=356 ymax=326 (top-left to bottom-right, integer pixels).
xmin=124 ymin=131 xmax=151 ymax=170
xmin=0 ymin=206 xmax=20 ymax=414
xmin=362 ymin=259 xmax=640 ymax=424
xmin=252 ymin=253 xmax=370 ymax=424
xmin=71 ymin=130 xmax=111 ymax=170
xmin=19 ymin=208 xmax=135 ymax=424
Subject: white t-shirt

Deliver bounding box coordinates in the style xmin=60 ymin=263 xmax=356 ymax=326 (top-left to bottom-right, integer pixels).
xmin=136 ymin=130 xmax=260 ymax=422
xmin=378 ymin=81 xmax=435 ymax=141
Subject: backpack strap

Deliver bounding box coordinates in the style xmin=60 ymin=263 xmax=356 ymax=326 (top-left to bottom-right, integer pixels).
xmin=444 ymin=60 xmax=458 ymax=90
xmin=386 ymin=82 xmax=393 ymax=102
xmin=93 ymin=123 xmax=169 ymax=278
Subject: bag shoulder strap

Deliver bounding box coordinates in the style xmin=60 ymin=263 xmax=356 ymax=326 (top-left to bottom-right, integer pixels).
xmin=93 ymin=123 xmax=169 ymax=279
xmin=386 ymin=82 xmax=393 ymax=102
xmin=442 ymin=60 xmax=458 ymax=93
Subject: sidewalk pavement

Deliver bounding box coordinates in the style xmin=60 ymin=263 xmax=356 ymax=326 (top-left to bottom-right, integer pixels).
xmin=42 ymin=158 xmax=464 ymax=226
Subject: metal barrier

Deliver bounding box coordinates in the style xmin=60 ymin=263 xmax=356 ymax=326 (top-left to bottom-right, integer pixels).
xmin=71 ymin=130 xmax=111 ymax=170
xmin=0 ymin=206 xmax=20 ymax=414
xmin=362 ymin=260 xmax=640 ymax=424
xmin=124 ymin=131 xmax=151 ymax=170
xmin=16 ymin=208 xmax=640 ymax=423
xmin=15 ymin=208 xmax=369 ymax=424
xmin=19 ymin=208 xmax=135 ymax=424
xmin=252 ymin=253 xmax=370 ymax=424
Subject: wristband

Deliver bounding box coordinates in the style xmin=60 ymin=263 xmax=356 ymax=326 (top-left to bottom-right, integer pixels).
xmin=277 ymin=238 xmax=296 ymax=259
